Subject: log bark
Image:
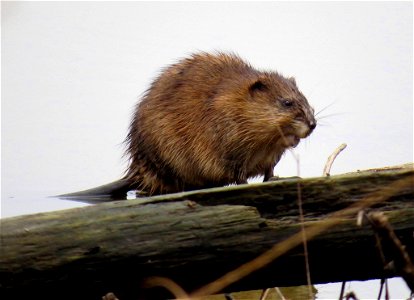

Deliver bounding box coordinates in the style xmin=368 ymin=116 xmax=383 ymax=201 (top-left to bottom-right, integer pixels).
xmin=1 ymin=164 xmax=413 ymax=299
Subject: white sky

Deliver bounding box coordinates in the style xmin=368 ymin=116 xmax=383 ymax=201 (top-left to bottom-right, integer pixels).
xmin=1 ymin=2 xmax=413 ymax=297
xmin=2 ymin=1 xmax=413 ymax=215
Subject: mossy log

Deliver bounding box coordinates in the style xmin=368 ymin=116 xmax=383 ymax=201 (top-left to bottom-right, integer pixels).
xmin=1 ymin=164 xmax=413 ymax=300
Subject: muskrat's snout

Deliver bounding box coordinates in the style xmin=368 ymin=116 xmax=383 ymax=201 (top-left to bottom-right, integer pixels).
xmin=294 ymin=109 xmax=316 ymax=139
xmin=303 ymin=105 xmax=317 ymax=136
xmin=309 ymin=119 xmax=317 ymax=131
xmin=307 ymin=118 xmax=317 ymax=136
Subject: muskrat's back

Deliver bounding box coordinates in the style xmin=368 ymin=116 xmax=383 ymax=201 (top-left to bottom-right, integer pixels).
xmin=125 ymin=52 xmax=316 ymax=195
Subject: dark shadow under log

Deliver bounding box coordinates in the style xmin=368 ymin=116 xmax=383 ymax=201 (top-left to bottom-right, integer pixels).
xmin=0 ymin=164 xmax=413 ymax=299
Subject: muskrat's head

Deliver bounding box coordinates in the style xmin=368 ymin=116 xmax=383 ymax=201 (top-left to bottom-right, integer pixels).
xmin=243 ymin=72 xmax=316 ymax=148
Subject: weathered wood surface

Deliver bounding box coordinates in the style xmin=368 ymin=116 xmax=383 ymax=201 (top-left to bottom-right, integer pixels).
xmin=1 ymin=164 xmax=413 ymax=299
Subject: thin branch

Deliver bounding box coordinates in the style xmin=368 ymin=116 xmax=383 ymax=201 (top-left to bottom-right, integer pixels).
xmin=367 ymin=212 xmax=414 ymax=293
xmin=293 ymin=154 xmax=313 ymax=299
xmin=377 ymin=279 xmax=384 ymax=300
xmin=274 ymin=287 xmax=286 ymax=300
xmin=259 ymin=288 xmax=271 ymax=300
xmin=339 ymin=281 xmax=346 ymax=300
xmin=141 ymin=276 xmax=190 ymax=299
xmin=323 ymin=143 xmax=347 ymax=176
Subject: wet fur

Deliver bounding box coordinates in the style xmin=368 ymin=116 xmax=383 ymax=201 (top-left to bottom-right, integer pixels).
xmin=125 ymin=52 xmax=316 ymax=195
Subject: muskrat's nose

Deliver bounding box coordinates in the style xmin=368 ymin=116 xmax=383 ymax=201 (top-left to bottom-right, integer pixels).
xmin=309 ymin=120 xmax=317 ymax=131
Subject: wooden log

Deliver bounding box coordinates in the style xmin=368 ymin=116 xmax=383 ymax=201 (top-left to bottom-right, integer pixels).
xmin=0 ymin=165 xmax=413 ymax=299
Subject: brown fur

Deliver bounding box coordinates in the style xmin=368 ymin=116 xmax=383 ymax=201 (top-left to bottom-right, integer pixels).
xmin=125 ymin=52 xmax=316 ymax=195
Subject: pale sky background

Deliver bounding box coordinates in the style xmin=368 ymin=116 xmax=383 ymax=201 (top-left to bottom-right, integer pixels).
xmin=1 ymin=1 xmax=413 ymax=298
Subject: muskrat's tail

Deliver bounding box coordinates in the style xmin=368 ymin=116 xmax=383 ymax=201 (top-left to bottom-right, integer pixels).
xmin=56 ymin=178 xmax=135 ymax=204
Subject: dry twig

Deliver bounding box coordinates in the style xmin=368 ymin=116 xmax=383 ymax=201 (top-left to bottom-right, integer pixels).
xmin=339 ymin=281 xmax=346 ymax=300
xmin=367 ymin=212 xmax=414 ymax=293
xmin=141 ymin=276 xmax=190 ymax=299
xmin=274 ymin=287 xmax=286 ymax=300
xmin=323 ymin=143 xmax=347 ymax=176
xmin=259 ymin=288 xmax=271 ymax=300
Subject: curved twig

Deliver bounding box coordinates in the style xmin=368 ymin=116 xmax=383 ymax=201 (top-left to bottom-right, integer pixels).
xmin=323 ymin=143 xmax=347 ymax=176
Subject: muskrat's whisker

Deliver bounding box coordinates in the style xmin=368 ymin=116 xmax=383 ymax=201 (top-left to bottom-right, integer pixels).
xmin=315 ymin=101 xmax=338 ymax=117
xmin=316 ymin=112 xmax=347 ymax=121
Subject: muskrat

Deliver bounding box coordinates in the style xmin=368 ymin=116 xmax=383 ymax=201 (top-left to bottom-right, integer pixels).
xmin=61 ymin=52 xmax=316 ymax=201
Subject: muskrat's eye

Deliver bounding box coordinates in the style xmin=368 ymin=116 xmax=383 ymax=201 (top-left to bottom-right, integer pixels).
xmin=281 ymin=99 xmax=294 ymax=108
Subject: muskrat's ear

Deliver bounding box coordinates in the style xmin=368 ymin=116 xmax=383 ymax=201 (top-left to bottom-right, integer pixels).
xmin=289 ymin=77 xmax=297 ymax=86
xmin=249 ymin=79 xmax=268 ymax=94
